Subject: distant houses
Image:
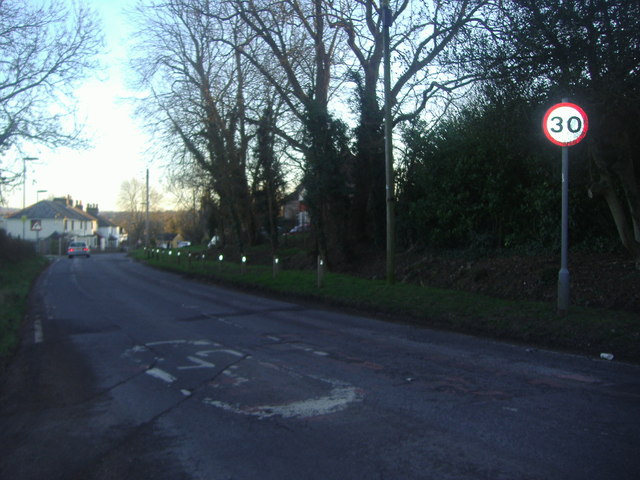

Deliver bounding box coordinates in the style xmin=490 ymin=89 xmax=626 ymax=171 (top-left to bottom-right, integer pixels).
xmin=0 ymin=196 xmax=124 ymax=251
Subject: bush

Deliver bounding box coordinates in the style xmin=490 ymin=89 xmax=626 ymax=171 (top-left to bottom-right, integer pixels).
xmin=0 ymin=229 xmax=36 ymax=266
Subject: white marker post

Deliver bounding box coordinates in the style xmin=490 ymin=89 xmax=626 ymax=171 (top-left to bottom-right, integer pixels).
xmin=542 ymin=100 xmax=589 ymax=315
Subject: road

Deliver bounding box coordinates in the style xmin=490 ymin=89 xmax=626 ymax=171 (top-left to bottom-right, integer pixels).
xmin=1 ymin=253 xmax=638 ymax=479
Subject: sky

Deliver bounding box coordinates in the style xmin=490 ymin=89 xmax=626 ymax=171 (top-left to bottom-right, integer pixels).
xmin=5 ymin=0 xmax=164 ymax=212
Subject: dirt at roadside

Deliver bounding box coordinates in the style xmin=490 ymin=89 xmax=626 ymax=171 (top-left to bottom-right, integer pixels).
xmin=364 ymin=251 xmax=640 ymax=315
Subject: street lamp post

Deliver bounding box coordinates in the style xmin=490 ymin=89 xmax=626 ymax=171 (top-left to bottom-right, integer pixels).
xmin=22 ymin=156 xmax=39 ymax=208
xmin=21 ymin=156 xmax=38 ymax=238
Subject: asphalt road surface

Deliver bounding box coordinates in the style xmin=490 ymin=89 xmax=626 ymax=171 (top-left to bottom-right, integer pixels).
xmin=1 ymin=253 xmax=638 ymax=479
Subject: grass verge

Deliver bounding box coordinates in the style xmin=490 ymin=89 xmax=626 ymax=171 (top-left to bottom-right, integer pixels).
xmin=0 ymin=255 xmax=49 ymax=369
xmin=135 ymin=249 xmax=639 ymax=363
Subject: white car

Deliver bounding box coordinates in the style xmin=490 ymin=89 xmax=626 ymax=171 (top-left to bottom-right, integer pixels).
xmin=67 ymin=241 xmax=90 ymax=258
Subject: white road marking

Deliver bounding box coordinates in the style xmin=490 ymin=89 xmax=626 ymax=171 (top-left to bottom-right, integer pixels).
xmin=146 ymin=339 xmax=216 ymax=347
xmin=146 ymin=340 xmax=188 ymax=346
xmin=34 ymin=316 xmax=43 ymax=344
xmin=204 ymin=385 xmax=361 ymax=420
xmin=177 ymin=355 xmax=216 ymax=370
xmin=146 ymin=367 xmax=177 ymax=384
xmin=196 ymin=348 xmax=245 ymax=358
xmin=221 ymin=370 xmax=249 ymax=386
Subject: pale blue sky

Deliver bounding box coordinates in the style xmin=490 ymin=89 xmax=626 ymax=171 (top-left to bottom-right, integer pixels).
xmin=7 ymin=0 xmax=163 ymax=211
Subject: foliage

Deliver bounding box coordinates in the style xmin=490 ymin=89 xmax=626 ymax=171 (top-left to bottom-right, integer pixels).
xmin=481 ymin=0 xmax=640 ymax=261
xmin=396 ymin=83 xmax=618 ymax=253
xmin=349 ymin=70 xmax=386 ymax=248
xmin=0 ymin=253 xmax=48 ymax=367
xmin=302 ymin=104 xmax=354 ymax=264
xmin=0 ymin=229 xmax=36 ymax=266
xmin=252 ymin=104 xmax=285 ymax=253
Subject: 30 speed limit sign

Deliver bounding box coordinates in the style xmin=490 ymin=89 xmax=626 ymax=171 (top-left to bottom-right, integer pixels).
xmin=542 ymin=102 xmax=588 ymax=146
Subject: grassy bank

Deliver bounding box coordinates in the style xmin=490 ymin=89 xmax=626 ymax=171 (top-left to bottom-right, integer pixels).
xmin=133 ymin=249 xmax=640 ymax=363
xmin=0 ymin=255 xmax=49 ymax=367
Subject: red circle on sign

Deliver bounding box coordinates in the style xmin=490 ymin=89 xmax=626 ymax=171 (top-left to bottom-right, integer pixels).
xmin=542 ymin=102 xmax=589 ymax=147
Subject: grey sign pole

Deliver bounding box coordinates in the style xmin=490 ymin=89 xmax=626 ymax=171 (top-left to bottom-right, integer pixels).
xmin=558 ymin=142 xmax=570 ymax=314
xmin=542 ymin=99 xmax=588 ymax=316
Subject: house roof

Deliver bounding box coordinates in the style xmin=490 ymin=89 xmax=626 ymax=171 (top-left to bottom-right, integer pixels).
xmin=94 ymin=214 xmax=117 ymax=228
xmin=157 ymin=233 xmax=177 ymax=241
xmin=6 ymin=200 xmax=97 ymax=222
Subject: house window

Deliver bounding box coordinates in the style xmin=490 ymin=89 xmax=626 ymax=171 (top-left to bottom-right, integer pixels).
xmin=64 ymin=219 xmax=68 ymax=230
xmin=72 ymin=220 xmax=75 ymax=230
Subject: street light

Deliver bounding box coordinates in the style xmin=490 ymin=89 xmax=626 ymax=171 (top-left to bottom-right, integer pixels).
xmin=21 ymin=156 xmax=38 ymax=239
xmin=22 ymin=156 xmax=39 ymax=209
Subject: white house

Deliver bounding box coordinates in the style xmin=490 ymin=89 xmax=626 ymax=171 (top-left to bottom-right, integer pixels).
xmin=86 ymin=204 xmax=122 ymax=250
xmin=1 ymin=197 xmax=98 ymax=247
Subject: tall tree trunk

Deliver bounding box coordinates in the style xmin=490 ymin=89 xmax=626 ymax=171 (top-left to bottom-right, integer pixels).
xmin=589 ymin=171 xmax=640 ymax=268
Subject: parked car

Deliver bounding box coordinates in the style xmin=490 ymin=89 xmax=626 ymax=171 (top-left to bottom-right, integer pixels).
xmin=68 ymin=241 xmax=90 ymax=258
xmin=177 ymin=241 xmax=191 ymax=248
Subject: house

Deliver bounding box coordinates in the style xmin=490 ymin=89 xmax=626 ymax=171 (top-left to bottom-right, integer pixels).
xmin=1 ymin=196 xmax=124 ymax=251
xmin=155 ymin=232 xmax=186 ymax=249
xmin=2 ymin=196 xmax=98 ymax=247
xmin=86 ymin=204 xmax=122 ymax=250
xmin=281 ymin=187 xmax=309 ymax=226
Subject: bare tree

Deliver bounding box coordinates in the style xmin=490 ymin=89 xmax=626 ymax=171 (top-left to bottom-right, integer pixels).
xmin=130 ymin=0 xmax=501 ymax=261
xmin=225 ymin=0 xmax=354 ymax=261
xmin=326 ymin=0 xmax=498 ymax=248
xmin=117 ymin=178 xmax=162 ymax=247
xmin=0 ymin=0 xmax=103 ymax=201
xmin=131 ymin=0 xmax=258 ymax=251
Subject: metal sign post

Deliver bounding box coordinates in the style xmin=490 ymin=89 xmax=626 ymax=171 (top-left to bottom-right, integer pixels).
xmin=559 ymin=144 xmax=570 ymax=313
xmin=542 ymin=100 xmax=589 ymax=315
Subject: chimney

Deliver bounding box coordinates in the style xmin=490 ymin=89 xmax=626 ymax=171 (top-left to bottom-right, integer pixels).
xmin=87 ymin=204 xmax=99 ymax=217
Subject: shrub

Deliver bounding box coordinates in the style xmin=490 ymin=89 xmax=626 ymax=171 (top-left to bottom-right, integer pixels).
xmin=0 ymin=229 xmax=36 ymax=266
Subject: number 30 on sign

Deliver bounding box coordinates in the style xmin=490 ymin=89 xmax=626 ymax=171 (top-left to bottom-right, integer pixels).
xmin=542 ymin=102 xmax=588 ymax=147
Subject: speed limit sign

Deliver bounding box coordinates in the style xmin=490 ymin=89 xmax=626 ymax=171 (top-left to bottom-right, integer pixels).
xmin=542 ymin=100 xmax=589 ymax=314
xmin=542 ymin=102 xmax=588 ymax=146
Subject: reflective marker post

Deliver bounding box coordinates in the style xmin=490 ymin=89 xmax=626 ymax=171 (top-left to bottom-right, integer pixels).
xmin=317 ymin=256 xmax=325 ymax=288
xmin=542 ymin=100 xmax=589 ymax=315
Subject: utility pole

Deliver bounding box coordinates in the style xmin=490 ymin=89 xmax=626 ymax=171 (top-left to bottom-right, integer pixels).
xmin=382 ymin=0 xmax=395 ymax=284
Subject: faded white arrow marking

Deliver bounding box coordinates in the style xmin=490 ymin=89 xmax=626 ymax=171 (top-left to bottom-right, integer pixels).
xmin=177 ymin=355 xmax=216 ymax=370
